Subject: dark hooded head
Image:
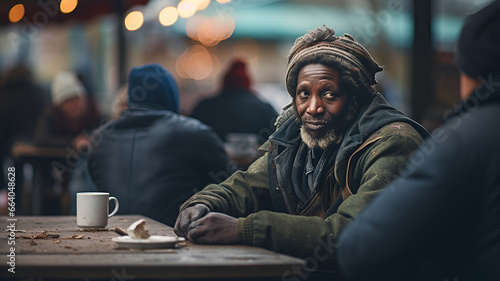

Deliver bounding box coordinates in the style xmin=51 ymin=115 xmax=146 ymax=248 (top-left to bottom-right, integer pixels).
xmin=127 ymin=63 xmax=180 ymax=113
xmin=456 ymin=0 xmax=500 ymax=78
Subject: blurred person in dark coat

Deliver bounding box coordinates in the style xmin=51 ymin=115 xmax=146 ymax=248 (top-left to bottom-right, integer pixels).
xmin=0 ymin=64 xmax=49 ymax=148
xmin=336 ymin=2 xmax=500 ymax=281
xmin=191 ymin=59 xmax=278 ymax=145
xmin=0 ymin=64 xmax=49 ymax=213
xmin=86 ymin=63 xmax=236 ymax=226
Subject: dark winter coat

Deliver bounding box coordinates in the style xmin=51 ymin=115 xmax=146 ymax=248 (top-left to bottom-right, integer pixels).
xmin=88 ymin=106 xmax=235 ymax=226
xmin=191 ymin=89 xmax=278 ymax=144
xmin=336 ymin=73 xmax=500 ymax=281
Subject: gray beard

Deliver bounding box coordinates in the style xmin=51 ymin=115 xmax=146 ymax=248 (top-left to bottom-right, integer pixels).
xmin=300 ymin=126 xmax=343 ymax=150
xmin=297 ymin=97 xmax=359 ymax=150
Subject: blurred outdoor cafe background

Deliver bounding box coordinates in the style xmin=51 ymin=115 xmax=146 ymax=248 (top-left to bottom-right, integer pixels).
xmin=0 ymin=0 xmax=494 ymax=215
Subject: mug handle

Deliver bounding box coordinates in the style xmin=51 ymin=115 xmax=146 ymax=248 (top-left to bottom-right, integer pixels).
xmin=108 ymin=196 xmax=119 ymax=217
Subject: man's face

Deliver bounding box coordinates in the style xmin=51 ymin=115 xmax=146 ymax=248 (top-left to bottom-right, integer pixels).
xmin=295 ymin=63 xmax=348 ymax=149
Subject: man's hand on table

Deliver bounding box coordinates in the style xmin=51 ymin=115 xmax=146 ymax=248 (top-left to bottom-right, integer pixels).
xmin=174 ymin=204 xmax=241 ymax=244
xmin=174 ymin=204 xmax=211 ymax=237
xmin=187 ymin=212 xmax=241 ymax=244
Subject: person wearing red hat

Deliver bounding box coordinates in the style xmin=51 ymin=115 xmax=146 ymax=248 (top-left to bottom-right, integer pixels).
xmin=191 ymin=59 xmax=278 ymax=147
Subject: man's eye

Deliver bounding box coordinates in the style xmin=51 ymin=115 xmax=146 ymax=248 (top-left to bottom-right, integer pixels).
xmin=324 ymin=91 xmax=337 ymax=99
xmin=297 ymin=91 xmax=309 ymax=98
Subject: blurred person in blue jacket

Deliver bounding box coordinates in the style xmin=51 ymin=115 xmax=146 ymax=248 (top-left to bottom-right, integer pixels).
xmin=86 ymin=63 xmax=236 ymax=226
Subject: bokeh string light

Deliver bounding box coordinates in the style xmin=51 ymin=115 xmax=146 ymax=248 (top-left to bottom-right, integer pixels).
xmin=177 ymin=0 xmax=197 ymax=18
xmin=124 ymin=11 xmax=144 ymax=31
xmin=159 ymin=6 xmax=179 ymax=26
xmin=60 ymin=0 xmax=78 ymax=14
xmin=8 ymin=4 xmax=25 ymax=23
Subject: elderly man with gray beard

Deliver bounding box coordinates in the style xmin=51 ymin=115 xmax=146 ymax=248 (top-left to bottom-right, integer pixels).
xmin=174 ymin=26 xmax=429 ymax=277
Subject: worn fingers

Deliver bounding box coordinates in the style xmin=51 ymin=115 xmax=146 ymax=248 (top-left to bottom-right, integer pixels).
xmin=173 ymin=217 xmax=186 ymax=238
xmin=187 ymin=220 xmax=207 ymax=242
xmin=191 ymin=204 xmax=211 ymax=221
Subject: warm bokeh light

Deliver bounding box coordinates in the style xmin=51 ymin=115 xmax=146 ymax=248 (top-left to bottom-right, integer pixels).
xmin=220 ymin=14 xmax=235 ymax=40
xmin=159 ymin=6 xmax=178 ymax=26
xmin=176 ymin=45 xmax=214 ymax=80
xmin=124 ymin=11 xmax=144 ymax=31
xmin=60 ymin=0 xmax=78 ymax=14
xmin=207 ymin=54 xmax=221 ymax=79
xmin=186 ymin=16 xmax=203 ymax=41
xmin=186 ymin=14 xmax=235 ymax=46
xmin=216 ymin=0 xmax=231 ymax=3
xmin=195 ymin=0 xmax=211 ymax=11
xmin=9 ymin=4 xmax=24 ymax=23
xmin=178 ymin=0 xmax=197 ymax=18
xmin=197 ymin=19 xmax=221 ymax=46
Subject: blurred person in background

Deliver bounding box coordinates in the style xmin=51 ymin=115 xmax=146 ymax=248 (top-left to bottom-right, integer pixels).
xmin=34 ymin=70 xmax=103 ymax=214
xmin=336 ymin=2 xmax=500 ymax=281
xmin=86 ymin=63 xmax=236 ymax=226
xmin=191 ymin=59 xmax=279 ymax=168
xmin=175 ymin=26 xmax=429 ymax=278
xmin=0 ymin=63 xmax=50 ymax=214
xmin=35 ymin=70 xmax=102 ymax=152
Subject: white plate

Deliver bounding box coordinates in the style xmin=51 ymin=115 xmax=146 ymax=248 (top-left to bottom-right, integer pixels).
xmin=112 ymin=236 xmax=185 ymax=249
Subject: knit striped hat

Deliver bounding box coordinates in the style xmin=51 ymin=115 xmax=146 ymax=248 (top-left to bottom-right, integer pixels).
xmin=285 ymin=26 xmax=382 ymax=97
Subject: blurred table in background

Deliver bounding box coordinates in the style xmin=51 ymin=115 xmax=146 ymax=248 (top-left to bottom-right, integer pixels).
xmin=11 ymin=142 xmax=69 ymax=215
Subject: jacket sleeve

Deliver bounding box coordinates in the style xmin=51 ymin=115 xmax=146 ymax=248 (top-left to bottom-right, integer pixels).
xmin=179 ymin=152 xmax=274 ymax=217
xmin=237 ymin=131 xmax=423 ymax=266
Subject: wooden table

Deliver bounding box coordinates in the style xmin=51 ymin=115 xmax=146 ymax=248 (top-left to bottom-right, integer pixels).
xmin=0 ymin=215 xmax=305 ymax=280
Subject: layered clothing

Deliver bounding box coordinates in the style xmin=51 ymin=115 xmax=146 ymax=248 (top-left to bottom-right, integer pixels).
xmin=181 ymin=93 xmax=429 ymax=267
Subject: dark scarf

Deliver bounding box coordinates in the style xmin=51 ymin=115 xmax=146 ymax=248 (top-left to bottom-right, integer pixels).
xmin=292 ymin=143 xmax=340 ymax=204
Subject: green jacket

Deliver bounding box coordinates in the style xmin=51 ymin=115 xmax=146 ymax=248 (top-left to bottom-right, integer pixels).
xmin=180 ymin=93 xmax=428 ymax=268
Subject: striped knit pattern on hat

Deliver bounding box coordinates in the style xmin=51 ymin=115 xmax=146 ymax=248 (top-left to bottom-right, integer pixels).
xmin=285 ymin=26 xmax=382 ymax=97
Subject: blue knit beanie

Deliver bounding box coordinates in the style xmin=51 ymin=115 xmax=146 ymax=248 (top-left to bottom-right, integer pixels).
xmin=127 ymin=63 xmax=180 ymax=113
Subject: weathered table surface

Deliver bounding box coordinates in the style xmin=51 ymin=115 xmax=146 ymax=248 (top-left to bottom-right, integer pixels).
xmin=0 ymin=215 xmax=305 ymax=279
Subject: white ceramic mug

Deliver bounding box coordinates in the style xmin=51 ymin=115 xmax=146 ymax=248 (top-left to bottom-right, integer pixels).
xmin=76 ymin=192 xmax=119 ymax=228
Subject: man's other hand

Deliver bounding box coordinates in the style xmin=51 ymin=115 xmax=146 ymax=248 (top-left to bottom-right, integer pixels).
xmin=174 ymin=204 xmax=211 ymax=238
xmin=187 ymin=212 xmax=241 ymax=244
